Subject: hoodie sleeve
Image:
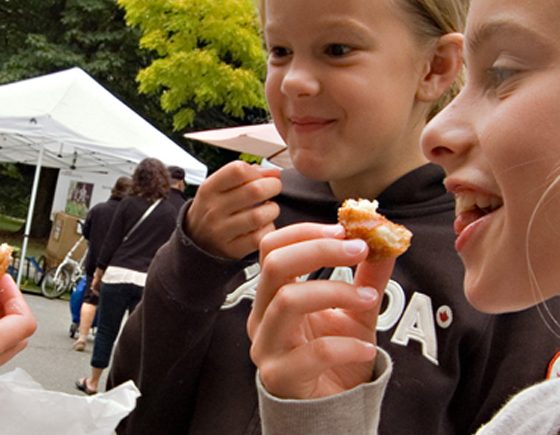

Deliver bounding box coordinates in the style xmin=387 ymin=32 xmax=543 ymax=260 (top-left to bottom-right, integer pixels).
xmin=257 ymin=348 xmax=393 ymax=435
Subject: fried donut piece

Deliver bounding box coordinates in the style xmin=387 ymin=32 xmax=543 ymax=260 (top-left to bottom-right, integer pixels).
xmin=0 ymin=243 xmax=13 ymax=278
xmin=338 ymin=199 xmax=412 ymax=261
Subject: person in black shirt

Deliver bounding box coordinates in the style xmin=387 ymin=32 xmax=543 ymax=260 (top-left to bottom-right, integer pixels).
xmin=73 ymin=176 xmax=131 ymax=352
xmin=167 ymin=166 xmax=187 ymax=214
xmin=75 ymin=158 xmax=177 ymax=395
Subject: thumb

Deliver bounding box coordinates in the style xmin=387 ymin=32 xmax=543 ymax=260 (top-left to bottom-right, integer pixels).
xmin=354 ymin=257 xmax=395 ymax=291
xmin=352 ymin=257 xmax=396 ymax=329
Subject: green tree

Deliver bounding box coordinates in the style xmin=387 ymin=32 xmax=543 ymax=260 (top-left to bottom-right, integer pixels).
xmin=117 ymin=0 xmax=268 ymax=132
xmin=0 ymin=163 xmax=31 ymax=219
xmin=0 ymin=0 xmax=168 ymax=129
xmin=0 ymin=0 xmax=175 ymax=236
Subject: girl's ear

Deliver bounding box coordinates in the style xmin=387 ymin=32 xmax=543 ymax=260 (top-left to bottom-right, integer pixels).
xmin=416 ymin=32 xmax=463 ymax=102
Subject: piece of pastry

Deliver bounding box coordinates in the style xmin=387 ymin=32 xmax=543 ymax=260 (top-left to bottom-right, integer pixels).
xmin=0 ymin=243 xmax=13 ymax=278
xmin=338 ymin=199 xmax=412 ymax=261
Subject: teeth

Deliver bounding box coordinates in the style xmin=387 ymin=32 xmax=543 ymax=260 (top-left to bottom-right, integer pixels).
xmin=455 ymin=192 xmax=503 ymax=215
xmin=455 ymin=193 xmax=476 ymax=214
xmin=489 ymin=196 xmax=502 ymax=210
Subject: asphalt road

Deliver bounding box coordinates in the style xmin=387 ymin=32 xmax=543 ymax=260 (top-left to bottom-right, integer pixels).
xmin=0 ymin=293 xmax=109 ymax=395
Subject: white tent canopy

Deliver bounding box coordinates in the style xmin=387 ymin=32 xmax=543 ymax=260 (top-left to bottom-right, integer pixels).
xmin=0 ymin=67 xmax=208 ymax=285
xmin=0 ymin=67 xmax=207 ymax=183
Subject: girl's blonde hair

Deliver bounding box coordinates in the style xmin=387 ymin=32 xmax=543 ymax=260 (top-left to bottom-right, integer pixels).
xmin=396 ymin=0 xmax=469 ymax=119
xmin=255 ymin=0 xmax=469 ymax=120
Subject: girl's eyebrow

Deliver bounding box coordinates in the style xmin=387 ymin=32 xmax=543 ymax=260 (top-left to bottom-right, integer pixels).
xmin=265 ymin=16 xmax=371 ymax=40
xmin=466 ymin=20 xmax=552 ymax=55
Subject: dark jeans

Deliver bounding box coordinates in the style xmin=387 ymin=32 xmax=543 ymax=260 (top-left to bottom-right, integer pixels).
xmin=91 ymin=282 xmax=142 ymax=369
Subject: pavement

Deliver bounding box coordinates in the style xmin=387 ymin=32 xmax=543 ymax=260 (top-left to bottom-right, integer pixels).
xmin=0 ymin=292 xmax=109 ymax=395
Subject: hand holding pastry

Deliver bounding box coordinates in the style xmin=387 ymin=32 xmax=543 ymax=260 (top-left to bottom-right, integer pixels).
xmin=0 ymin=244 xmax=37 ymax=365
xmin=248 ymin=222 xmax=395 ymax=399
xmin=248 ymin=200 xmax=411 ymax=400
xmin=186 ymin=161 xmax=282 ymax=259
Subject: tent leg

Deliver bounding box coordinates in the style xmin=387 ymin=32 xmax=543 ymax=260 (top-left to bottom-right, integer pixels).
xmin=16 ymin=144 xmax=45 ymax=288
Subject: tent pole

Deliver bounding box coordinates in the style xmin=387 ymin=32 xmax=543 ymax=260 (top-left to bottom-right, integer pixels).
xmin=16 ymin=143 xmax=44 ymax=288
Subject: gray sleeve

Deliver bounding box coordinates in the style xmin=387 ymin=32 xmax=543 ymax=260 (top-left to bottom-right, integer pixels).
xmin=257 ymin=348 xmax=393 ymax=435
xmin=474 ymin=378 xmax=560 ymax=435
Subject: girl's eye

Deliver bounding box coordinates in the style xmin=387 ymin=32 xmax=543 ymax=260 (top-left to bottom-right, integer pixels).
xmin=485 ymin=66 xmax=519 ymax=88
xmin=324 ymin=44 xmax=352 ymax=57
xmin=269 ymin=46 xmax=292 ymax=59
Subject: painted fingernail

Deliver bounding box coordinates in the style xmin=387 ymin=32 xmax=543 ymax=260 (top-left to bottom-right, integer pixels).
xmin=343 ymin=239 xmax=367 ymax=255
xmin=357 ymin=287 xmax=378 ymax=301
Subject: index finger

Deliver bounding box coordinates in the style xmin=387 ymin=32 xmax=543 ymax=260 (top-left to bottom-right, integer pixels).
xmin=259 ymin=223 xmax=345 ymax=264
xmin=354 ymin=257 xmax=395 ymax=293
xmin=256 ymin=166 xmax=282 ymax=178
xmin=205 ymin=161 xmax=280 ymax=193
xmin=349 ymin=257 xmax=396 ymax=328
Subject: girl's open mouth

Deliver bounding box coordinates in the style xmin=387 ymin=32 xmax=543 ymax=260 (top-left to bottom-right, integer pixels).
xmin=454 ymin=192 xmax=503 ymax=235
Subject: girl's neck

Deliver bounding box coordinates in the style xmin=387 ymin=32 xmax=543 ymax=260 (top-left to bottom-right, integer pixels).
xmin=329 ymin=152 xmax=429 ymax=201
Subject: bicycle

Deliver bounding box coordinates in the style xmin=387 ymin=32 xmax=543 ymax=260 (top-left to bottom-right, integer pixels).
xmin=41 ymin=236 xmax=87 ymax=299
xmin=7 ymin=250 xmax=47 ymax=287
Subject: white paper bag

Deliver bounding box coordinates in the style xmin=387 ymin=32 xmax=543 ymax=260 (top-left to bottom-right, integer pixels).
xmin=0 ymin=368 xmax=140 ymax=435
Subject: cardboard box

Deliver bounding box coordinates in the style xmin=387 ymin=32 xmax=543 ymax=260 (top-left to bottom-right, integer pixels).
xmin=46 ymin=212 xmax=87 ymax=268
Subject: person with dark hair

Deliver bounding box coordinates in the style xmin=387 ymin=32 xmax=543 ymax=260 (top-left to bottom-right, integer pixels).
xmin=73 ymin=176 xmax=132 ymax=352
xmin=167 ymin=165 xmax=187 ymax=213
xmin=75 ymin=158 xmax=177 ymax=395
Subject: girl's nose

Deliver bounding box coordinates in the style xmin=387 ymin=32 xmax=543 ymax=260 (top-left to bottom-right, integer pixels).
xmin=280 ymin=60 xmax=321 ymax=98
xmin=420 ymin=92 xmax=477 ymax=172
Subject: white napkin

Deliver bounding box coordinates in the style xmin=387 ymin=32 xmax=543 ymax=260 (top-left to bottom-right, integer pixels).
xmin=0 ymin=368 xmax=140 ymax=435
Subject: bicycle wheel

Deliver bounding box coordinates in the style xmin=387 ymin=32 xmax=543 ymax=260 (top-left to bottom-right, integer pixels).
xmin=41 ymin=268 xmax=71 ymax=299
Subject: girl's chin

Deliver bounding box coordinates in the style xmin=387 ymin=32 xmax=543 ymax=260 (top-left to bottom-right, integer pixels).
xmin=292 ymin=158 xmax=332 ymax=181
xmin=465 ymin=290 xmax=507 ymax=314
xmin=464 ymin=275 xmax=536 ymax=314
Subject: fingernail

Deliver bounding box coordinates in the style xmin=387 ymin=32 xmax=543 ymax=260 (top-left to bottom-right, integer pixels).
xmin=357 ymin=287 xmax=378 ymax=301
xmin=343 ymin=239 xmax=367 ymax=255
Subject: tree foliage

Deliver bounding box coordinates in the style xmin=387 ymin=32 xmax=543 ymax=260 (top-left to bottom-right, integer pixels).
xmin=0 ymin=163 xmax=30 ymax=218
xmin=0 ymin=0 xmax=173 ymax=232
xmin=0 ymin=0 xmax=171 ymax=129
xmin=117 ymin=0 xmax=268 ymax=131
